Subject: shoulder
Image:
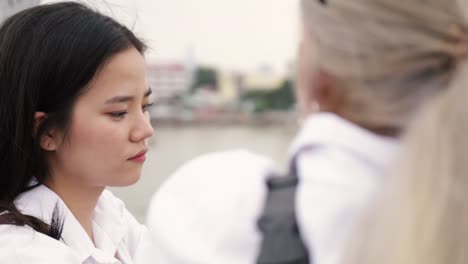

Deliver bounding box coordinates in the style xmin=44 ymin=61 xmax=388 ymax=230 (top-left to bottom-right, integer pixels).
xmin=297 ymin=146 xmax=380 ymax=185
xmin=152 ymin=149 xmax=275 ymax=209
xmin=296 ymin=145 xmax=384 ymax=222
xmin=145 ymin=149 xmax=275 ymax=263
xmin=14 ymin=185 xmax=60 ymax=224
xmin=171 ymin=149 xmax=275 ymax=178
xmin=0 ymin=225 xmax=80 ymax=264
xmin=290 ymin=113 xmax=399 ymax=186
xmin=152 ymin=149 xmax=275 ymax=208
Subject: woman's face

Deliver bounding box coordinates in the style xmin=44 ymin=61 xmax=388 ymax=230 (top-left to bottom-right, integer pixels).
xmin=48 ymin=47 xmax=154 ymax=188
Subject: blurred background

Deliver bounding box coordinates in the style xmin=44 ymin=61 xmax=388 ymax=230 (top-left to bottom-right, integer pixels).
xmin=3 ymin=0 xmax=300 ymax=221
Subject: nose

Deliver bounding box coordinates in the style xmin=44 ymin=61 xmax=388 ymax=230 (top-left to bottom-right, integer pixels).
xmin=130 ymin=112 xmax=154 ymax=143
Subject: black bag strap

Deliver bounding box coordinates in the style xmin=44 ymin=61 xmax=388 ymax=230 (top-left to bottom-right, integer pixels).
xmin=256 ymin=145 xmax=316 ymax=264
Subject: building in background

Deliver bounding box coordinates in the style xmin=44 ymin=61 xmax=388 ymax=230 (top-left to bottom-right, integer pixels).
xmin=218 ymin=72 xmax=241 ymax=102
xmin=242 ymin=72 xmax=284 ymax=92
xmin=146 ymin=63 xmax=193 ymax=100
xmin=238 ymin=67 xmax=294 ymax=113
xmin=0 ymin=0 xmax=40 ymax=21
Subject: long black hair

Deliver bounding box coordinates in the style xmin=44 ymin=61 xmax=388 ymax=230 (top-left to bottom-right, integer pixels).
xmin=0 ymin=2 xmax=146 ymax=239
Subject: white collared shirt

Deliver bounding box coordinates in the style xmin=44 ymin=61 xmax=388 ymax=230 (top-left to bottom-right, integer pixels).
xmin=139 ymin=113 xmax=399 ymax=264
xmin=0 ymin=185 xmax=148 ymax=264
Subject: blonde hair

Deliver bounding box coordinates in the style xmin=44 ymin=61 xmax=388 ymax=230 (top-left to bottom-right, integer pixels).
xmin=347 ymin=60 xmax=468 ymax=264
xmin=301 ymin=0 xmax=468 ymax=130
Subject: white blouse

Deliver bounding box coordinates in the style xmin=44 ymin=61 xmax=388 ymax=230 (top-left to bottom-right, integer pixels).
xmin=0 ymin=185 xmax=148 ymax=264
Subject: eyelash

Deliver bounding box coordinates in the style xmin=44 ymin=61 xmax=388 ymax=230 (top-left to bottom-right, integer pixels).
xmin=142 ymin=102 xmax=154 ymax=112
xmin=109 ymin=103 xmax=154 ymax=120
xmin=109 ymin=111 xmax=127 ymax=119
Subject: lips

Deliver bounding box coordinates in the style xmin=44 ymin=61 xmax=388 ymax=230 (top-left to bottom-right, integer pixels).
xmin=129 ymin=149 xmax=147 ymax=162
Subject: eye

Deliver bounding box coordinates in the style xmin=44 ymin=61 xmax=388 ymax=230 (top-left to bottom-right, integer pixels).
xmin=109 ymin=111 xmax=128 ymax=119
xmin=142 ymin=102 xmax=154 ymax=112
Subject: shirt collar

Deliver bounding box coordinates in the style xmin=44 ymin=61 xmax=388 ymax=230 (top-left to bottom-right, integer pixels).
xmin=14 ymin=185 xmax=126 ymax=263
xmin=290 ymin=113 xmax=399 ymax=170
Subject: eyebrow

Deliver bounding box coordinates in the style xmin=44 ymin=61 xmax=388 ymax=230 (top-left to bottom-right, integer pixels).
xmin=105 ymin=88 xmax=152 ymax=104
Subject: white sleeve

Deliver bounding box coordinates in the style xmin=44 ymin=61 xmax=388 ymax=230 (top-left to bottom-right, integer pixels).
xmin=137 ymin=150 xmax=275 ymax=264
xmin=0 ymin=225 xmax=81 ymax=264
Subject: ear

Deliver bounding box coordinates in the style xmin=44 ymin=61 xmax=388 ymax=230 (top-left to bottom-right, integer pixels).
xmin=34 ymin=112 xmax=58 ymax=151
xmin=296 ymin=27 xmax=344 ymax=116
xmin=311 ymin=68 xmax=344 ymax=113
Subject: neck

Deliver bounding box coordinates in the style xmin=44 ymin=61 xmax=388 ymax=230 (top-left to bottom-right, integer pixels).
xmin=309 ymin=110 xmax=402 ymax=138
xmin=360 ymin=124 xmax=401 ymax=137
xmin=337 ymin=111 xmax=402 ymax=138
xmin=45 ymin=176 xmax=104 ymax=244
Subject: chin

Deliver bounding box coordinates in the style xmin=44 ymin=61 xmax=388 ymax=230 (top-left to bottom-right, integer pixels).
xmin=111 ymin=172 xmax=142 ymax=187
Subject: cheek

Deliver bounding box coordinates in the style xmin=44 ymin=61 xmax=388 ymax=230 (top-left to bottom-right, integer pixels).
xmin=59 ymin=109 xmax=141 ymax=187
xmin=72 ymin=117 xmax=123 ymax=155
xmin=64 ymin=116 xmax=127 ymax=179
xmin=67 ymin=116 xmax=142 ymax=186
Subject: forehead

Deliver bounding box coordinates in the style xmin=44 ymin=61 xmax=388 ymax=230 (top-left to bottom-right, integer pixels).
xmin=82 ymin=47 xmax=147 ymax=99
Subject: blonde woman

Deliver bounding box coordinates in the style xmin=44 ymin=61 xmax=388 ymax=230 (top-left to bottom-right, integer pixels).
xmin=137 ymin=0 xmax=464 ymax=263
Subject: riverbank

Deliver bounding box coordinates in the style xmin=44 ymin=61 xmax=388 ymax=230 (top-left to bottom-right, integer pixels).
xmin=151 ymin=111 xmax=298 ymax=127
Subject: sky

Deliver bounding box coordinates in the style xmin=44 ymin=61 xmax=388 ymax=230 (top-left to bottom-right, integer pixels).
xmin=41 ymin=0 xmax=301 ymax=74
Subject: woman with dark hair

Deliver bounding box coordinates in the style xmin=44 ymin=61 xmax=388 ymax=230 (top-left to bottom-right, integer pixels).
xmin=0 ymin=2 xmax=154 ymax=263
